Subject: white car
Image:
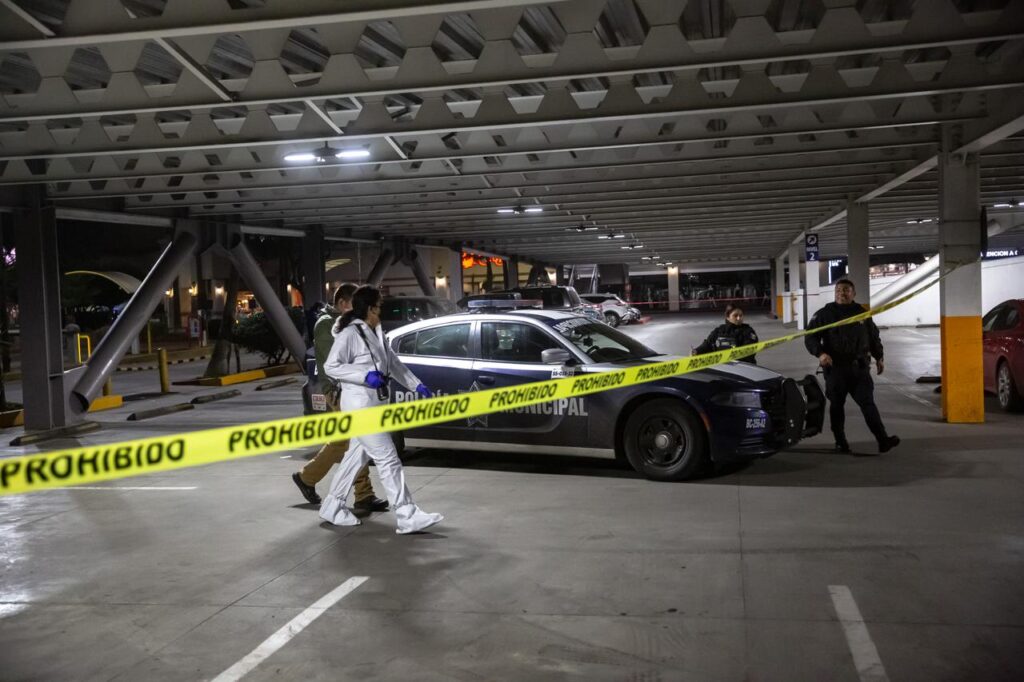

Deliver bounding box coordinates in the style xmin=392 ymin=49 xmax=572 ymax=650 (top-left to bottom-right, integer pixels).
xmin=580 ymin=293 xmax=640 ymax=327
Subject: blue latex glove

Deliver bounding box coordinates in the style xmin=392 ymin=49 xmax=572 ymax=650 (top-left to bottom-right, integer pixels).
xmin=366 ymin=371 xmax=387 ymax=389
xmin=416 ymin=383 xmax=432 ymax=399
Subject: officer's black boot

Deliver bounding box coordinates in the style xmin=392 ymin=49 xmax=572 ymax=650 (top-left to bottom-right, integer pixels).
xmin=834 ymin=436 xmax=851 ymax=454
xmin=878 ymin=435 xmax=900 ymax=453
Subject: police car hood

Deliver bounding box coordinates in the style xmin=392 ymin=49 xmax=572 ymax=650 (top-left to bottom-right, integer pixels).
xmin=585 ymin=355 xmax=781 ymax=385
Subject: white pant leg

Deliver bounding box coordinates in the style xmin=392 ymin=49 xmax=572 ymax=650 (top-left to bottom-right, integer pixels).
xmin=359 ymin=431 xmax=443 ymax=534
xmin=318 ymin=441 xmax=370 ymax=526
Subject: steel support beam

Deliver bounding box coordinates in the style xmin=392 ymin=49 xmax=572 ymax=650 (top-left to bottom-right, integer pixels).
xmin=227 ymin=237 xmax=307 ymax=370
xmin=366 ymin=248 xmax=394 ymax=287
xmin=71 ymin=230 xmax=198 ymax=413
xmin=406 ymin=248 xmax=436 ymax=297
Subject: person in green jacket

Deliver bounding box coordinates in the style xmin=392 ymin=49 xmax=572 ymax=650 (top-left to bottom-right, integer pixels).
xmin=291 ymin=283 xmax=388 ymax=511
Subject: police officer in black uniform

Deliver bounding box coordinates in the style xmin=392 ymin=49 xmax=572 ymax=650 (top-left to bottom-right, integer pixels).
xmin=693 ymin=304 xmax=760 ymax=364
xmin=805 ymin=278 xmax=900 ymax=454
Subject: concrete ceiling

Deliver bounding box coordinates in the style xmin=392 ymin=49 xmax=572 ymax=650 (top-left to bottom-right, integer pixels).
xmin=1 ymin=0 xmax=1023 ymax=265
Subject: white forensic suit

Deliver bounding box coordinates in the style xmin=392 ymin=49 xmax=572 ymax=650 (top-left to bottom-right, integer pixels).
xmin=320 ymin=317 xmax=443 ymax=534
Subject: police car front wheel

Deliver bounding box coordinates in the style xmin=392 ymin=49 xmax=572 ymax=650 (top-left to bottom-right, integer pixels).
xmin=622 ymin=399 xmax=708 ymax=481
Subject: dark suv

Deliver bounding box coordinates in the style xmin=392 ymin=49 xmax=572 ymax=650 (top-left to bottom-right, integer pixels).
xmin=380 ymin=296 xmax=458 ymax=332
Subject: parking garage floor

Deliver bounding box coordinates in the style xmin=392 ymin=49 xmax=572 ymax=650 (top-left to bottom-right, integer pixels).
xmin=1 ymin=314 xmax=1022 ymax=681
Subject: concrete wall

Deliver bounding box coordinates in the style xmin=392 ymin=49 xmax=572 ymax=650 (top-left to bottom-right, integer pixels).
xmin=812 ymin=255 xmax=1024 ymax=326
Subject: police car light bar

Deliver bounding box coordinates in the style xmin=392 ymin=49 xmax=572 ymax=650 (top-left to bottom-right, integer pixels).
xmin=467 ymin=299 xmax=544 ymax=310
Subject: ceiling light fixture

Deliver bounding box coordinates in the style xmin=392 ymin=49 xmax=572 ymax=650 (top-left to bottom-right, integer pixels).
xmin=284 ymin=142 xmax=370 ymax=163
xmin=620 ymin=242 xmax=644 ymax=250
xmin=496 ymin=205 xmax=543 ymax=215
xmin=598 ymin=232 xmax=626 ymax=240
xmin=906 ymin=218 xmax=934 ymax=224
xmin=565 ymin=224 xmax=599 ymax=232
xmin=993 ymin=200 xmax=1019 ymax=208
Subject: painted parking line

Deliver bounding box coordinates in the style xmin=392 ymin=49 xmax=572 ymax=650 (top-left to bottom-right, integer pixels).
xmin=53 ymin=486 xmax=198 ymax=491
xmin=829 ymin=585 xmax=889 ymax=682
xmin=210 ymin=576 xmax=369 ymax=682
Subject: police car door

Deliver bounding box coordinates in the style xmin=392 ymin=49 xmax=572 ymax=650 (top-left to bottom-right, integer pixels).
xmin=391 ymin=321 xmax=477 ymax=440
xmin=472 ymin=320 xmax=581 ymax=445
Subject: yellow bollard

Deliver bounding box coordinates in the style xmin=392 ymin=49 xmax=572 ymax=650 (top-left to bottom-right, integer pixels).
xmin=146 ymin=320 xmax=152 ymax=354
xmin=103 ymin=377 xmax=113 ymax=396
xmin=158 ymin=348 xmax=170 ymax=394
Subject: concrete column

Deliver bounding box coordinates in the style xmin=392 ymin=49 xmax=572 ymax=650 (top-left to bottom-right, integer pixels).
xmin=938 ymin=152 xmax=984 ymax=423
xmin=785 ymin=242 xmax=801 ymax=324
xmin=555 ymin=264 xmax=567 ymax=286
xmin=367 ymin=248 xmax=394 ymax=287
xmin=804 ymin=256 xmax=820 ymax=329
xmin=667 ymin=266 xmax=679 ymax=312
xmin=447 ymin=248 xmax=464 ymax=300
xmin=299 ymin=225 xmax=325 ymax=306
xmin=847 ymin=200 xmax=870 ymax=305
xmin=774 ymin=254 xmax=785 ymax=319
xmin=14 ymin=191 xmax=70 ymax=429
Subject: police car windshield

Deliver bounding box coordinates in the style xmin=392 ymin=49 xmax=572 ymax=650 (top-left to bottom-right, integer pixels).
xmin=551 ymin=319 xmax=659 ymax=362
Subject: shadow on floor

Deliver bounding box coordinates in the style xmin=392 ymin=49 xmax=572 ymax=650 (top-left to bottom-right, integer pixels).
xmin=402 ymin=448 xmax=642 ymax=480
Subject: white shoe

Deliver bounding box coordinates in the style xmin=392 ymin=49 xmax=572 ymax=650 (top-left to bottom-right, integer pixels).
xmin=319 ymin=497 xmax=361 ymax=526
xmin=396 ymin=511 xmax=443 ymax=535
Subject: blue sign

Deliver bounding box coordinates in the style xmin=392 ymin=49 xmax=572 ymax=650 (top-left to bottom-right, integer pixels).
xmin=805 ymin=234 xmax=819 ymax=262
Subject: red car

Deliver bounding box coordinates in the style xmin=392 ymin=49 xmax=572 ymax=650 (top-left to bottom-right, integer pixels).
xmin=982 ymin=299 xmax=1024 ymax=412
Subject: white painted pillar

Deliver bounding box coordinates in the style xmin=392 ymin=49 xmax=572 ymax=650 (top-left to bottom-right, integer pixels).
xmin=667 ymin=266 xmax=679 ymax=312
xmin=804 ymin=256 xmax=820 ymax=330
xmin=847 ymin=200 xmax=870 ymax=306
xmin=938 ymin=152 xmax=983 ymax=423
xmin=774 ymin=254 xmax=786 ymax=319
xmin=785 ymin=242 xmax=801 ymax=324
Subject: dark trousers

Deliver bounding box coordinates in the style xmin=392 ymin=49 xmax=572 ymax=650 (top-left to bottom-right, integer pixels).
xmin=824 ymin=363 xmax=888 ymax=444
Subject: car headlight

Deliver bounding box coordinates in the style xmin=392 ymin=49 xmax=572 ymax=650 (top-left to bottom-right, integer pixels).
xmin=710 ymin=391 xmax=762 ymax=408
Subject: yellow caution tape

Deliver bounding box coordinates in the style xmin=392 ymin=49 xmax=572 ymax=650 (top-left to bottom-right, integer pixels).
xmin=0 ymin=272 xmax=943 ymax=496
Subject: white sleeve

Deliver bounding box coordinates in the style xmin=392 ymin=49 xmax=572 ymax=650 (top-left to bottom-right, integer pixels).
xmin=388 ymin=347 xmax=422 ymax=391
xmin=324 ymin=329 xmax=374 ymax=386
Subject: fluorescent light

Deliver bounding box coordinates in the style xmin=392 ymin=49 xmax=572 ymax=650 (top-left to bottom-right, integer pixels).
xmin=336 ymin=148 xmax=371 ymax=159
xmin=612 ymin=233 xmax=625 ymax=239
xmin=284 ymin=152 xmax=317 ymax=162
xmin=524 ymin=206 xmax=543 ymax=213
xmin=496 ymin=208 xmax=515 ymax=214
xmin=993 ymin=202 xmax=1013 ymax=208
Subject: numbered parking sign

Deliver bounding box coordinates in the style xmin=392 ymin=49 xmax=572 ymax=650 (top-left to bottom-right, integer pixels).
xmin=805 ymin=234 xmax=820 ymax=262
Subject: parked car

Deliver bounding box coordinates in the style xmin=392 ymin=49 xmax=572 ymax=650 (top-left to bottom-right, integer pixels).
xmin=982 ymin=299 xmax=1024 ymax=411
xmin=580 ymin=293 xmax=640 ymax=327
xmin=385 ymin=309 xmax=824 ymax=481
xmin=380 ymin=296 xmax=457 ymax=333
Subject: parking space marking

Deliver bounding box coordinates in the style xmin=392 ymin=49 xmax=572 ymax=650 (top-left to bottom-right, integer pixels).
xmin=210 ymin=576 xmax=369 ymax=682
xmin=829 ymin=585 xmax=889 ymax=682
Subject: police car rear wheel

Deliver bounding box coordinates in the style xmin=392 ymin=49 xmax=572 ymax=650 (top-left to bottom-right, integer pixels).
xmin=623 ymin=399 xmax=707 ymax=481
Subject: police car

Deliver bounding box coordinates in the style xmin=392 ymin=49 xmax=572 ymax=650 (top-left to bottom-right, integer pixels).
xmin=385 ymin=304 xmax=824 ymax=481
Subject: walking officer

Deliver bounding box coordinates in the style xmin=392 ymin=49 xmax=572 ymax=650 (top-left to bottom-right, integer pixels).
xmin=805 ymin=278 xmax=900 ymax=454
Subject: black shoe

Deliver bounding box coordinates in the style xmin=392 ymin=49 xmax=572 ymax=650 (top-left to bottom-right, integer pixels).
xmin=878 ymin=435 xmax=900 ymax=453
xmin=834 ymin=439 xmax=851 ymax=454
xmin=292 ymin=472 xmax=321 ymax=505
xmin=353 ymin=496 xmax=389 ymax=512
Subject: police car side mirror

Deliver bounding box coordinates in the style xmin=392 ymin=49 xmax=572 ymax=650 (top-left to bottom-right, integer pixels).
xmin=541 ymin=348 xmax=572 ymax=365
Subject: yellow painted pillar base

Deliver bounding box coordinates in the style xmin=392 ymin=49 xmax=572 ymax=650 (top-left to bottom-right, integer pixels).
xmin=775 ymin=295 xmax=783 ymax=318
xmin=940 ymin=315 xmax=984 ymax=423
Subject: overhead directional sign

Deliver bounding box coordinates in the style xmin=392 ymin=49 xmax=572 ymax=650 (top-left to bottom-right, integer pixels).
xmin=805 ymin=234 xmax=820 ymax=262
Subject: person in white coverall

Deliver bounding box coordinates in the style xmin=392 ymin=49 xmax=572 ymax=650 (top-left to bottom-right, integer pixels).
xmin=320 ymin=285 xmax=444 ymax=534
